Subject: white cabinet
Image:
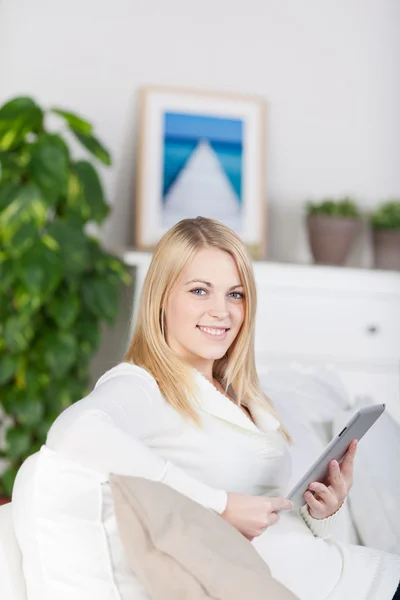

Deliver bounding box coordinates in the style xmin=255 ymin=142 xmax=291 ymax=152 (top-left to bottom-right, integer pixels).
xmin=122 ymin=251 xmax=400 ymax=422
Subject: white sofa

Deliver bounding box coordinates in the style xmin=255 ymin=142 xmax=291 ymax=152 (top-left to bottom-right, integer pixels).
xmin=0 ymin=501 xmax=27 ymax=600
xmin=1 ymin=367 xmax=399 ymax=599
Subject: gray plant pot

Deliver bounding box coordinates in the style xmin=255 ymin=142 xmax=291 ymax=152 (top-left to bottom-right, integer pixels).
xmin=307 ymin=214 xmax=361 ymax=266
xmin=372 ymin=229 xmax=400 ymax=270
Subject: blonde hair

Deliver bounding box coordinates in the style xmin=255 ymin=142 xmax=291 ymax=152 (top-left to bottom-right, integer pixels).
xmin=124 ymin=217 xmax=291 ymax=442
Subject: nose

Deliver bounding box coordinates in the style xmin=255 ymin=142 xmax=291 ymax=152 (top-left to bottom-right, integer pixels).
xmin=208 ymin=294 xmax=229 ymax=318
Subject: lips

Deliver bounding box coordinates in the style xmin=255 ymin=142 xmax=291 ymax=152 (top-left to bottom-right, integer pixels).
xmin=196 ymin=326 xmax=230 ymax=342
xmin=196 ymin=326 xmax=229 ymax=332
xmin=197 ymin=326 xmax=230 ymax=330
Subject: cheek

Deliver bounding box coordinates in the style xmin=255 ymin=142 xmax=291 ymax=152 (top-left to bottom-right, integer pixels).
xmin=167 ymin=295 xmax=199 ymax=326
xmin=232 ymin=304 xmax=245 ymax=326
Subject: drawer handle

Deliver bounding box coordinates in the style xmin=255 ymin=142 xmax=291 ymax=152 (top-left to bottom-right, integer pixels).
xmin=366 ymin=325 xmax=379 ymax=335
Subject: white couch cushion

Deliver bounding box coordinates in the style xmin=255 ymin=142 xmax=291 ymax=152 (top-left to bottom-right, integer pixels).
xmin=259 ymin=366 xmax=361 ymax=546
xmin=0 ymin=502 xmax=27 ymax=600
xmin=12 ymin=446 xmax=148 ymax=600
xmin=332 ymin=402 xmax=400 ymax=554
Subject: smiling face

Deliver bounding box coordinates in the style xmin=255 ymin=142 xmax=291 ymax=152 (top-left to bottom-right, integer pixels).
xmin=163 ymin=247 xmax=245 ymax=377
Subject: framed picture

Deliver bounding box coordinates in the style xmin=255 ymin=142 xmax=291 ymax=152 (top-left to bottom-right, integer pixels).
xmin=135 ymin=86 xmax=267 ymax=259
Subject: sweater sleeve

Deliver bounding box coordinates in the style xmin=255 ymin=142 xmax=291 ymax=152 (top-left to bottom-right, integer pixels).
xmin=46 ymin=371 xmax=228 ymax=516
xmin=299 ymin=497 xmax=348 ymax=539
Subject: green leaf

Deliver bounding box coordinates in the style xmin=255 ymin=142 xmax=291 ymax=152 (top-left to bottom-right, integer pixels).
xmin=0 ymin=154 xmax=23 ymax=185
xmin=35 ymin=417 xmax=56 ymax=441
xmin=5 ymin=427 xmax=32 ymax=459
xmin=51 ymin=108 xmax=93 ymax=135
xmin=73 ymin=160 xmax=109 ymax=224
xmin=7 ymin=222 xmax=40 ymax=259
xmin=0 ymin=180 xmax=20 ymax=213
xmin=46 ymin=220 xmax=90 ymax=275
xmin=0 ymin=97 xmax=43 ymax=151
xmin=0 ymin=184 xmax=48 ymax=254
xmin=103 ymin=255 xmax=132 ymax=286
xmin=371 ymin=200 xmax=400 ymax=230
xmin=71 ymin=130 xmax=111 ymax=166
xmin=306 ymin=196 xmax=360 ymax=218
xmin=0 ymin=289 xmax=11 ymax=320
xmin=36 ymin=331 xmax=77 ymax=377
xmin=46 ymin=292 xmax=80 ymax=328
xmin=29 ymin=134 xmax=69 ymax=199
xmin=17 ymin=236 xmax=62 ymax=296
xmin=88 ymin=240 xmax=132 ymax=286
xmin=81 ymin=276 xmax=119 ymax=323
xmin=42 ymin=377 xmax=79 ymax=414
xmin=76 ymin=315 xmax=101 ymax=358
xmin=12 ymin=284 xmax=43 ymax=315
xmin=0 ymin=97 xmax=39 ymax=122
xmin=0 ymin=252 xmax=16 ymax=292
xmin=24 ymin=367 xmax=51 ymax=393
xmin=41 ymin=233 xmax=59 ymax=252
xmin=0 ymin=355 xmax=17 ymax=385
xmin=64 ymin=169 xmax=89 ymax=225
xmin=13 ymin=396 xmax=45 ymax=427
xmin=4 ymin=313 xmax=35 ymax=353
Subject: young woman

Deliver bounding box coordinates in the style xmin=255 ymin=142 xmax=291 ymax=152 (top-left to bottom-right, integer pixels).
xmin=14 ymin=217 xmax=400 ymax=600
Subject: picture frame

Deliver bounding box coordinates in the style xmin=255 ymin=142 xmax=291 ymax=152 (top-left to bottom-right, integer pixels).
xmin=135 ymin=86 xmax=267 ymax=260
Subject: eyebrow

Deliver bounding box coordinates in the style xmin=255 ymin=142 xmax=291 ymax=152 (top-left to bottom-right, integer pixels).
xmin=184 ymin=279 xmax=244 ymax=291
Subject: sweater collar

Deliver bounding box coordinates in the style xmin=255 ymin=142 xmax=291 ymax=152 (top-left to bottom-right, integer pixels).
xmin=192 ymin=369 xmax=281 ymax=437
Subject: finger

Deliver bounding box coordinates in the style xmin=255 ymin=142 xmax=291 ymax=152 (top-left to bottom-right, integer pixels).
xmin=304 ymin=490 xmax=326 ymax=516
xmin=267 ymin=512 xmax=280 ymax=527
xmin=308 ymin=481 xmax=334 ymax=500
xmin=340 ymin=439 xmax=358 ymax=480
xmin=327 ymin=462 xmax=348 ymax=498
xmin=328 ymin=460 xmax=344 ymax=487
xmin=269 ymin=497 xmax=294 ymax=512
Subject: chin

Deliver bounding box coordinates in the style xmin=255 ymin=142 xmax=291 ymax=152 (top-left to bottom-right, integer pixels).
xmin=194 ymin=348 xmax=228 ymax=360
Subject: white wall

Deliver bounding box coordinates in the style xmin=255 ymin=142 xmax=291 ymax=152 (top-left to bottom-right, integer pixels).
xmin=1 ymin=0 xmax=399 ymax=266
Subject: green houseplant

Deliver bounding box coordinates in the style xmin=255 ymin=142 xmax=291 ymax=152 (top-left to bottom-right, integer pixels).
xmin=305 ymin=196 xmax=361 ymax=266
xmin=370 ymin=200 xmax=400 ymax=270
xmin=0 ymin=96 xmax=132 ymax=500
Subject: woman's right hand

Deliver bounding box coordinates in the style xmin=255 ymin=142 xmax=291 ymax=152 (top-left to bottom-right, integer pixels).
xmin=220 ymin=492 xmax=294 ymax=541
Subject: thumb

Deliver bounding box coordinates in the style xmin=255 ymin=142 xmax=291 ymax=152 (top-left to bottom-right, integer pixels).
xmin=340 ymin=439 xmax=357 ymax=478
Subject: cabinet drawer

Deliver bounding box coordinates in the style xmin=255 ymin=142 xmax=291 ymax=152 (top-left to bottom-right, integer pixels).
xmin=255 ymin=289 xmax=400 ymax=362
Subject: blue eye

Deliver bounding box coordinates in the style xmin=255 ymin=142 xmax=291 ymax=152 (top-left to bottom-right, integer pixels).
xmin=190 ymin=288 xmax=244 ymax=299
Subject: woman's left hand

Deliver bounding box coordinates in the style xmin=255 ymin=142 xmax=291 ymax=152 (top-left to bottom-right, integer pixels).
xmin=304 ymin=439 xmax=358 ymax=520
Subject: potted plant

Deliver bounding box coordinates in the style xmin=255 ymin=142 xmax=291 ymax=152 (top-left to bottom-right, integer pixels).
xmin=306 ymin=196 xmax=361 ymax=266
xmin=0 ymin=96 xmax=132 ymax=502
xmin=370 ymin=201 xmax=400 ymax=270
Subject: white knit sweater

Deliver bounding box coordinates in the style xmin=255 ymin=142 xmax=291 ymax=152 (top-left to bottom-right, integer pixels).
xmin=46 ymin=362 xmax=400 ymax=600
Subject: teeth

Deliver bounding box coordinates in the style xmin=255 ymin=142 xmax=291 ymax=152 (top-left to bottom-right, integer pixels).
xmin=198 ymin=326 xmax=226 ymax=336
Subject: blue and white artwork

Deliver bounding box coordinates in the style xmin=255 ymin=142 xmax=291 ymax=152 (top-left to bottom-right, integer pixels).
xmin=161 ymin=112 xmax=244 ymax=233
xmin=136 ymin=87 xmax=265 ymax=258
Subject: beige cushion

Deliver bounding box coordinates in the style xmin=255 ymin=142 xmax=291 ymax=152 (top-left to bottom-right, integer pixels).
xmin=109 ymin=474 xmax=299 ymax=600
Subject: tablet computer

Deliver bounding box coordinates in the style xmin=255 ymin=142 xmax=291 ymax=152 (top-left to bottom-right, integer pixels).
xmin=284 ymin=403 xmax=386 ymax=508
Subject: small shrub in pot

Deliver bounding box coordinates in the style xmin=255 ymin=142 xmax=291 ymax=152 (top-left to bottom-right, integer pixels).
xmin=306 ymin=197 xmax=361 ymax=266
xmin=370 ymin=201 xmax=400 ymax=270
